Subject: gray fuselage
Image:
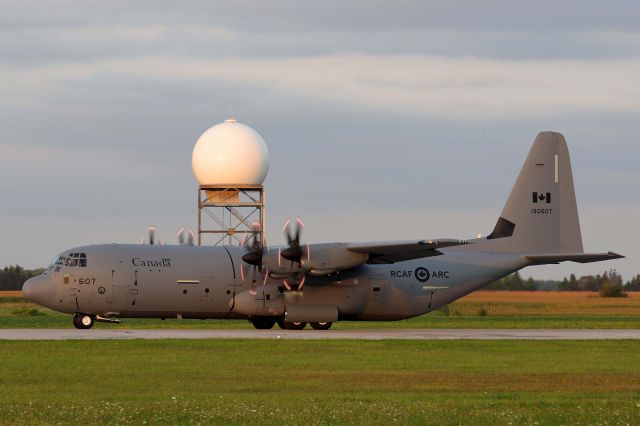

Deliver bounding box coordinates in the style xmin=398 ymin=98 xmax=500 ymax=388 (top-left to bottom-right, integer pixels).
xmin=24 ymin=243 xmax=528 ymax=322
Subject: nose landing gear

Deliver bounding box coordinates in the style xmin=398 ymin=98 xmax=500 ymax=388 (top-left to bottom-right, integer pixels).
xmin=72 ymin=313 xmax=95 ymax=329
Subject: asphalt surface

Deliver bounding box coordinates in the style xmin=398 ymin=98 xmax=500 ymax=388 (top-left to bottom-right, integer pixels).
xmin=1 ymin=329 xmax=640 ymax=340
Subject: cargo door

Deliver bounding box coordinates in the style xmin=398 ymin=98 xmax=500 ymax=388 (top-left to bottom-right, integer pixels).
xmin=110 ymin=265 xmax=129 ymax=315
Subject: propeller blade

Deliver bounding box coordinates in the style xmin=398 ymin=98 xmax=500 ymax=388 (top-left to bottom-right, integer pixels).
xmin=278 ymin=246 xmax=282 ymax=267
xmin=295 ymin=217 xmax=304 ymax=242
xmin=282 ymin=218 xmax=292 ymax=244
xmin=280 ymin=217 xmax=305 ymax=264
xmin=147 ymin=226 xmax=156 ymax=245
xmin=241 ymin=231 xmax=264 ymax=267
xmin=177 ymin=227 xmax=185 ymax=245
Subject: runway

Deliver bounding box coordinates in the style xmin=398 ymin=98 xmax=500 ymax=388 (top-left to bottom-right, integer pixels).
xmin=1 ymin=328 xmax=640 ymax=340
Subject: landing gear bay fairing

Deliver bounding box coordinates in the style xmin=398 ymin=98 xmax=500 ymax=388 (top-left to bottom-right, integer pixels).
xmin=23 ymin=132 xmax=623 ymax=330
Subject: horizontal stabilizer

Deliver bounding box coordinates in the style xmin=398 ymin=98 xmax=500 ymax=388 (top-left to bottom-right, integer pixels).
xmin=525 ymin=252 xmax=624 ymax=265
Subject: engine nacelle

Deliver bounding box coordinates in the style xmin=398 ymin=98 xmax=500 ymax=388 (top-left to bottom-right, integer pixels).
xmin=301 ymin=242 xmax=369 ymax=275
xmin=259 ymin=243 xmax=369 ymax=277
xmin=231 ymin=286 xmax=284 ymax=317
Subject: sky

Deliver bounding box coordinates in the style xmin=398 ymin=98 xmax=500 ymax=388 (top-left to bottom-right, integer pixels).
xmin=1 ymin=0 xmax=638 ymax=280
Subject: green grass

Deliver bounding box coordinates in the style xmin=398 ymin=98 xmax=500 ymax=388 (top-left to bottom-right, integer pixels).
xmin=1 ymin=340 xmax=639 ymax=424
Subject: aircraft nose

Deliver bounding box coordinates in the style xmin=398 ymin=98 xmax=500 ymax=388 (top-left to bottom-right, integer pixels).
xmin=22 ymin=277 xmax=34 ymax=300
xmin=22 ymin=275 xmax=56 ymax=307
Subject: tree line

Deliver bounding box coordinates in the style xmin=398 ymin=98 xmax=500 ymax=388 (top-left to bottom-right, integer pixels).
xmin=486 ymin=269 xmax=638 ymax=297
xmin=0 ymin=266 xmax=45 ymax=291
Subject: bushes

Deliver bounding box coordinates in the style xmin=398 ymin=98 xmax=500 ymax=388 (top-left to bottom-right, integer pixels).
xmin=599 ymin=269 xmax=627 ymax=298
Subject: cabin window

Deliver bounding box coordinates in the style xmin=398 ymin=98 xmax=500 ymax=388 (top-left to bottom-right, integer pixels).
xmin=373 ymin=286 xmax=381 ymax=292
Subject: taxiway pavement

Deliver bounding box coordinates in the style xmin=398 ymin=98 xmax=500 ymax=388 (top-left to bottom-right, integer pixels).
xmin=1 ymin=329 xmax=640 ymax=340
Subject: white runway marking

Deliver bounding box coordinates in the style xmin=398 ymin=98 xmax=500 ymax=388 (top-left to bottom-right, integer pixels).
xmin=1 ymin=329 xmax=640 ymax=340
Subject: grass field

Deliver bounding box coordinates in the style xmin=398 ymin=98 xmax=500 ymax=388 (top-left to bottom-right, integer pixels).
xmin=1 ymin=339 xmax=639 ymax=424
xmin=2 ymin=291 xmax=640 ymax=329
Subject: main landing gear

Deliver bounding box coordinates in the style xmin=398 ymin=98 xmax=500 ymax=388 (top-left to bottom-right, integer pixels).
xmin=277 ymin=319 xmax=307 ymax=330
xmin=250 ymin=317 xmax=277 ymax=329
xmin=310 ymin=321 xmax=332 ymax=330
xmin=72 ymin=313 xmax=95 ymax=330
xmin=248 ymin=318 xmax=334 ymax=330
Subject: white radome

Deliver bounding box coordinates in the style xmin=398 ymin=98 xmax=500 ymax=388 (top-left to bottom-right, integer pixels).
xmin=192 ymin=118 xmax=270 ymax=185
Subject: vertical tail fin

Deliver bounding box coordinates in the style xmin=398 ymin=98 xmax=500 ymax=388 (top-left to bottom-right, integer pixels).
xmin=484 ymin=131 xmax=583 ymax=254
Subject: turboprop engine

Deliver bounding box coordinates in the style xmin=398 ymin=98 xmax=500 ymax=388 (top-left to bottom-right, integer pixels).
xmin=241 ymin=218 xmax=370 ymax=279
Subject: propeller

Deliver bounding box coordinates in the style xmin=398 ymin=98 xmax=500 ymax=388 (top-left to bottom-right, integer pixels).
xmin=147 ymin=226 xmax=157 ymax=245
xmin=280 ymin=217 xmax=309 ymax=291
xmin=281 ymin=217 xmax=305 ymax=265
xmin=241 ymin=233 xmax=263 ymax=267
xmin=240 ymin=226 xmax=268 ymax=294
xmin=177 ymin=227 xmax=196 ymax=246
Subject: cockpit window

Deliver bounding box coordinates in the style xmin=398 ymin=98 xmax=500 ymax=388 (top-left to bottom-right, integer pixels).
xmin=57 ymin=253 xmax=88 ymax=268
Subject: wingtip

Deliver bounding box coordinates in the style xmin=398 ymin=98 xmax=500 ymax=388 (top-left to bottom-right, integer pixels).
xmin=608 ymin=251 xmax=625 ymax=259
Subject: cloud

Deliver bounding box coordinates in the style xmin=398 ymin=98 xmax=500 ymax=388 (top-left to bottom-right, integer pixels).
xmin=2 ymin=0 xmax=640 ymax=32
xmin=3 ymin=54 xmax=640 ymax=122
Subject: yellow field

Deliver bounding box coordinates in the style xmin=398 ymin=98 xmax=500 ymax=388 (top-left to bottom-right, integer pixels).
xmin=452 ymin=290 xmax=640 ymax=316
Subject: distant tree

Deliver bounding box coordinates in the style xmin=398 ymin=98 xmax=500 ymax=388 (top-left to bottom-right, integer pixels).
xmin=558 ymin=277 xmax=571 ymax=291
xmin=599 ymin=269 xmax=627 ymax=298
xmin=579 ymin=274 xmax=602 ymax=292
xmin=569 ymin=273 xmax=578 ymax=289
xmin=625 ymin=275 xmax=640 ymax=291
xmin=485 ymin=272 xmax=537 ymax=291
xmin=525 ymin=277 xmax=535 ymax=290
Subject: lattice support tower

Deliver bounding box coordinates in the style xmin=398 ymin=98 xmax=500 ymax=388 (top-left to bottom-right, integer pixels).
xmin=197 ymin=184 xmax=265 ymax=246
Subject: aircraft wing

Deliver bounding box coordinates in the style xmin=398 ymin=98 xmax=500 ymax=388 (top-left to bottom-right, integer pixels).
xmin=346 ymin=239 xmax=472 ymax=264
xmin=525 ymin=252 xmax=624 ymax=265
xmin=262 ymin=239 xmax=472 ymax=277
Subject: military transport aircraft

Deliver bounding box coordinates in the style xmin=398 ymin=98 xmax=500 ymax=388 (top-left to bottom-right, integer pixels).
xmin=22 ymin=132 xmax=623 ymax=330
